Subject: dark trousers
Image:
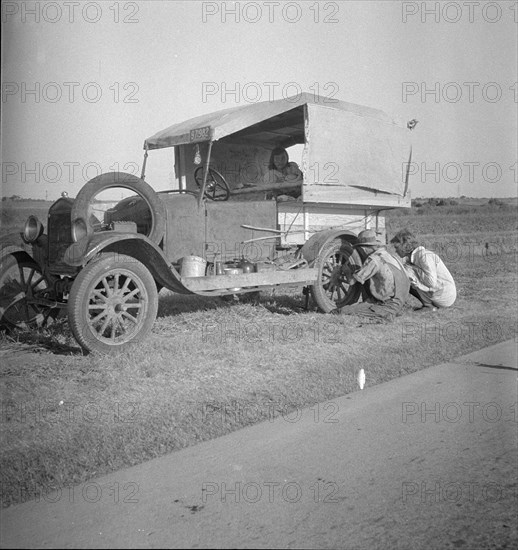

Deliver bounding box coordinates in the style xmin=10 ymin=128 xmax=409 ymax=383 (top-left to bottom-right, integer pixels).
xmin=338 ymin=264 xmax=410 ymax=322
xmin=409 ymin=286 xmax=426 ymax=305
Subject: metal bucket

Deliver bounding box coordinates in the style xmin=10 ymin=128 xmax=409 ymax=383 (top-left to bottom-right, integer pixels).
xmin=180 ymin=255 xmax=207 ymax=277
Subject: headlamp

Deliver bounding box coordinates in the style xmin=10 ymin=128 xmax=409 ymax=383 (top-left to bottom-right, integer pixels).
xmin=23 ymin=216 xmax=44 ymax=243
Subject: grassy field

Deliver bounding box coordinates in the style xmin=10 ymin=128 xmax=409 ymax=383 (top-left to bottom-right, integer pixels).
xmin=0 ymin=199 xmax=517 ymax=508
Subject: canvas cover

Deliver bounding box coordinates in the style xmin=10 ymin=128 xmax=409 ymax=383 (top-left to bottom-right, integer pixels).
xmin=145 ymin=93 xmax=411 ymax=198
xmin=144 ymin=93 xmax=396 ymax=149
xmin=303 ymin=104 xmax=410 ymax=196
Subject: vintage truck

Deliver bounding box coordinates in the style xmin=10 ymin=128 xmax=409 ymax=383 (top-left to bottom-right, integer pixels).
xmin=0 ymin=92 xmax=413 ymax=353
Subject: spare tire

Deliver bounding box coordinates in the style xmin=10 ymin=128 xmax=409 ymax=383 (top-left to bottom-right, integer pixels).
xmin=71 ymin=172 xmax=166 ymax=244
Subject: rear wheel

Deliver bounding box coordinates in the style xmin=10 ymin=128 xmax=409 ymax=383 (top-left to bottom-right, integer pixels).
xmin=311 ymin=240 xmax=363 ymax=312
xmin=68 ymin=254 xmax=158 ymax=354
xmin=0 ymin=254 xmax=58 ymax=329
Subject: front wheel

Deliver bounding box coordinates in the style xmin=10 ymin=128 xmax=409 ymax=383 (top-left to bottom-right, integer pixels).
xmin=68 ymin=254 xmax=158 ymax=354
xmin=311 ymin=240 xmax=363 ymax=312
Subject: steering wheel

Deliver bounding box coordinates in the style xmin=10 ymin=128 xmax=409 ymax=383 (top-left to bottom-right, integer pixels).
xmin=194 ymin=166 xmax=230 ymax=201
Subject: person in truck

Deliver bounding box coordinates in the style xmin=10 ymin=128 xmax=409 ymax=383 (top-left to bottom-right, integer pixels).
xmin=263 ymin=147 xmax=303 ymax=185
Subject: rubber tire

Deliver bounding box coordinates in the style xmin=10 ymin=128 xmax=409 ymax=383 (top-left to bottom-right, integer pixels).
xmin=68 ymin=253 xmax=158 ymax=354
xmin=71 ymin=172 xmax=166 ymax=243
xmin=0 ymin=253 xmax=58 ymax=329
xmin=311 ymin=239 xmax=363 ymax=313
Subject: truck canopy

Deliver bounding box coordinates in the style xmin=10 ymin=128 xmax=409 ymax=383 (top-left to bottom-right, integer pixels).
xmin=144 ymin=92 xmax=411 ymax=199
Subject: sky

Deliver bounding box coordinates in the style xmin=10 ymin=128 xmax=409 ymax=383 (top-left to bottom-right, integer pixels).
xmin=1 ymin=0 xmax=517 ymax=200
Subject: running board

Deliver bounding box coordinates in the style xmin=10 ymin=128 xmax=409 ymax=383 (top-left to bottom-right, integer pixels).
xmin=182 ymin=268 xmax=319 ymax=292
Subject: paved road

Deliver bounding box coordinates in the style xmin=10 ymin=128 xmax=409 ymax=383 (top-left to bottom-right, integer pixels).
xmin=1 ymin=340 xmax=517 ymax=549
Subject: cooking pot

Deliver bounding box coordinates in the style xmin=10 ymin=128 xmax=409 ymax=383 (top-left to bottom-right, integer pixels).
xmin=238 ymin=257 xmax=255 ymax=274
xmin=223 ymin=267 xmax=242 ymax=291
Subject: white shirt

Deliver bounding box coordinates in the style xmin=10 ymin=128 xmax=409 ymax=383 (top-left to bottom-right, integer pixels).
xmin=406 ymin=246 xmax=456 ymax=306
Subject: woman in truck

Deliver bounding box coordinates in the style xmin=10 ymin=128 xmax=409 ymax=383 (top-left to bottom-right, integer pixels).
xmin=263 ymin=147 xmax=303 ymax=185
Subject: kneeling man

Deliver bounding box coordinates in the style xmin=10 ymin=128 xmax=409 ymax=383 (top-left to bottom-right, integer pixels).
xmin=334 ymin=229 xmax=410 ymax=322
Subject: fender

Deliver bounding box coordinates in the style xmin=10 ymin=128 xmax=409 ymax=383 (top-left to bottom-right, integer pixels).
xmin=0 ymin=232 xmax=47 ymax=268
xmin=64 ymin=232 xmax=192 ymax=294
xmin=300 ymin=229 xmax=359 ymax=265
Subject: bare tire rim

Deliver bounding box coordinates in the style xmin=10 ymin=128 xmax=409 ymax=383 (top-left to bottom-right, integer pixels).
xmin=321 ymin=248 xmax=356 ymax=305
xmin=0 ymin=258 xmax=52 ymax=328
